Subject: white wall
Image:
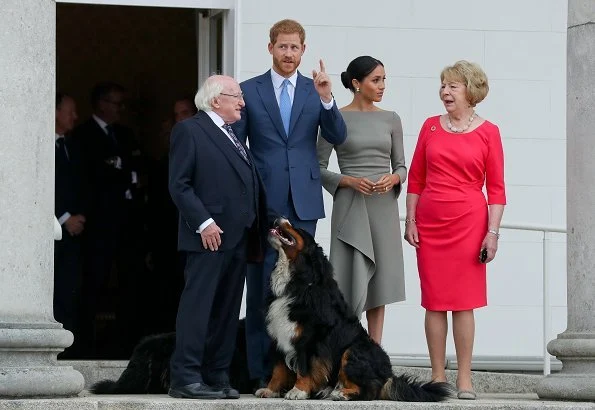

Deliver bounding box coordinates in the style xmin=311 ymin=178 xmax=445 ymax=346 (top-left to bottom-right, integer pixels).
xmin=237 ymin=0 xmax=568 ymax=364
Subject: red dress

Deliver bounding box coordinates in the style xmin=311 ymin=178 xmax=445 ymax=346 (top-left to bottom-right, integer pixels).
xmin=407 ymin=116 xmax=506 ymax=311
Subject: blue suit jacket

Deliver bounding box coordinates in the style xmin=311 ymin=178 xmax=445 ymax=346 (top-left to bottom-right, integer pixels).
xmin=232 ymin=70 xmax=347 ymax=221
xmin=169 ymin=111 xmax=267 ymax=257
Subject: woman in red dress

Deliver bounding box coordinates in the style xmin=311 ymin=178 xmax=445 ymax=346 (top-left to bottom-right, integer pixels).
xmin=404 ymin=60 xmax=506 ymax=400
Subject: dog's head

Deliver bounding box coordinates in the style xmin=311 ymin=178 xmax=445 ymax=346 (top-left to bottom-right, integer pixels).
xmin=268 ymin=217 xmax=305 ymax=261
xmin=268 ymin=218 xmax=335 ymax=287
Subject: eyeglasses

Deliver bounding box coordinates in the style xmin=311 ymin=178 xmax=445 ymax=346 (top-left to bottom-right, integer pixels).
xmin=220 ymin=92 xmax=244 ymax=100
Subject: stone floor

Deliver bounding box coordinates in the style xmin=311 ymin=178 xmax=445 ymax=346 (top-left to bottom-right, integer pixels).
xmin=1 ymin=393 xmax=595 ymax=410
xmin=2 ymin=363 xmax=594 ymax=409
xmin=67 ymin=361 xmax=545 ymax=394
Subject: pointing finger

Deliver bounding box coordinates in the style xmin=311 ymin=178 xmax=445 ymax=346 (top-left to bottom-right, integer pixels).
xmin=319 ymin=59 xmax=326 ymax=73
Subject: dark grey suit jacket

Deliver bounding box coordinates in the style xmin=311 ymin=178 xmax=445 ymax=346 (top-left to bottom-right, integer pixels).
xmin=169 ymin=110 xmax=267 ymax=259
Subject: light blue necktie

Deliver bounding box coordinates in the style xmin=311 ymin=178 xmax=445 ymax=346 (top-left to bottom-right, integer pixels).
xmin=279 ymin=79 xmax=291 ymax=136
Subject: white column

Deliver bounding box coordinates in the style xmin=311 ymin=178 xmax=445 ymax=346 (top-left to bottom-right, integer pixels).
xmin=536 ymin=0 xmax=595 ymax=401
xmin=0 ymin=0 xmax=84 ymax=397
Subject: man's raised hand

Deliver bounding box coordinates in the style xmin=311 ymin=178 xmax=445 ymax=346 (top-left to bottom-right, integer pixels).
xmin=312 ymin=59 xmax=332 ymax=103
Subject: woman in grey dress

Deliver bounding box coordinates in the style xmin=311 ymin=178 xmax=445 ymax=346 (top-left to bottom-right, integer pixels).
xmin=317 ymin=56 xmax=407 ymax=344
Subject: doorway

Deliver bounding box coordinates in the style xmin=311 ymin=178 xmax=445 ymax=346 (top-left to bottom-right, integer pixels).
xmin=55 ymin=1 xmax=231 ymax=359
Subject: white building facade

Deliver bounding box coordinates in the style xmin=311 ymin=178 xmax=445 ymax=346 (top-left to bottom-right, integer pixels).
xmin=9 ymin=0 xmax=595 ymax=400
xmin=239 ymin=0 xmax=569 ymax=370
xmin=55 ymin=0 xmax=569 ymax=370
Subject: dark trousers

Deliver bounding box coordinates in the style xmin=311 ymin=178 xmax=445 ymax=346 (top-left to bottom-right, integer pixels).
xmin=79 ymin=204 xmax=128 ymax=358
xmin=53 ymin=231 xmax=82 ymax=336
xmin=170 ymin=234 xmax=248 ymax=387
xmin=245 ymin=203 xmax=316 ymax=380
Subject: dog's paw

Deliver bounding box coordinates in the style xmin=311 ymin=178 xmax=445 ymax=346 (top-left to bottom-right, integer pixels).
xmin=329 ymin=389 xmax=349 ymax=401
xmin=314 ymin=386 xmax=334 ymax=400
xmin=285 ymin=386 xmax=309 ymax=400
xmin=254 ymin=387 xmax=280 ymax=398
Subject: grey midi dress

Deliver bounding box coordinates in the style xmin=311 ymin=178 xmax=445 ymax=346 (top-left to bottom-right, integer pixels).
xmin=317 ymin=110 xmax=407 ymax=316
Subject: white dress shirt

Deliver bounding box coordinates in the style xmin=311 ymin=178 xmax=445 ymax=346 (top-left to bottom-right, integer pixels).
xmin=92 ymin=114 xmax=109 ymax=134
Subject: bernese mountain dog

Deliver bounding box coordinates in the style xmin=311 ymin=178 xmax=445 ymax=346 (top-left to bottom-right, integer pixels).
xmin=258 ymin=218 xmax=453 ymax=401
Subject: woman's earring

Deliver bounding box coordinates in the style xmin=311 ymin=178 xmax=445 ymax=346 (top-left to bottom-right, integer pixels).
xmin=355 ymin=87 xmax=360 ymax=93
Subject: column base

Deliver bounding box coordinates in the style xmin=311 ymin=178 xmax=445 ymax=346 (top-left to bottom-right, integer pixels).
xmin=537 ymin=373 xmax=595 ymax=401
xmin=535 ymin=333 xmax=595 ymax=401
xmin=0 ymin=325 xmax=85 ymax=398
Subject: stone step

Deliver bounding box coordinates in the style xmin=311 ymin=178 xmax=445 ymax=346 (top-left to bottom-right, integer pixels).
xmin=1 ymin=393 xmax=595 ymax=409
xmin=2 ymin=362 xmax=593 ymax=410
xmin=62 ymin=360 xmax=543 ymax=394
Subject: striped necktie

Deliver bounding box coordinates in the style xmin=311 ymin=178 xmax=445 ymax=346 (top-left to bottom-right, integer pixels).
xmin=222 ymin=124 xmax=250 ymax=164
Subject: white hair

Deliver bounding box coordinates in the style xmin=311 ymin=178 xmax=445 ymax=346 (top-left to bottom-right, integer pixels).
xmin=194 ymin=77 xmax=225 ymax=111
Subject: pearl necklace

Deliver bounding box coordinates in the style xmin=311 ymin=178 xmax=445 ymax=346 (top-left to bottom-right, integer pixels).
xmin=447 ymin=111 xmax=476 ymax=133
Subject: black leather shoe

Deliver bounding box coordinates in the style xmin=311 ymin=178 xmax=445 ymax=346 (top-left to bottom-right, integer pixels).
xmin=168 ymin=382 xmax=225 ymax=399
xmin=211 ymin=383 xmax=240 ymax=399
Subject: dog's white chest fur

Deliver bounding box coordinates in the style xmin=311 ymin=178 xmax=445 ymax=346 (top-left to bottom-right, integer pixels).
xmin=267 ymin=250 xmax=298 ymax=366
xmin=269 ymin=250 xmax=291 ymax=297
xmin=267 ymin=296 xmax=297 ymax=357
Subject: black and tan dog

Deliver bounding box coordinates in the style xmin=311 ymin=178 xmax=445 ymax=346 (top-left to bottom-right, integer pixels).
xmin=90 ymin=319 xmax=251 ymax=395
xmin=257 ymin=218 xmax=453 ymax=401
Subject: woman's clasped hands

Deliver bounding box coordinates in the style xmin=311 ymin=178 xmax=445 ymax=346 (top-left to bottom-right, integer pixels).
xmin=345 ymin=174 xmax=399 ymax=195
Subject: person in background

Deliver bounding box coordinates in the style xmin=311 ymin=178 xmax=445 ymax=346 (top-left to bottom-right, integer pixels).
xmin=318 ymin=55 xmax=407 ymax=345
xmin=146 ymin=96 xmax=197 ymax=334
xmin=54 ymin=92 xmax=87 ymax=357
xmin=232 ymin=18 xmax=347 ymax=391
xmin=72 ymin=81 xmax=141 ymax=358
xmin=174 ymin=96 xmax=198 ymax=123
xmin=404 ymin=60 xmax=506 ymax=400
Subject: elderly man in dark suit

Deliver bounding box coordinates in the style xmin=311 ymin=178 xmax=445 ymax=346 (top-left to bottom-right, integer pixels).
xmin=168 ymin=75 xmax=267 ymax=400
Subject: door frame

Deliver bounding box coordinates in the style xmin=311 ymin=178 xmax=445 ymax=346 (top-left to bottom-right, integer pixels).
xmin=56 ymin=0 xmax=239 ymax=83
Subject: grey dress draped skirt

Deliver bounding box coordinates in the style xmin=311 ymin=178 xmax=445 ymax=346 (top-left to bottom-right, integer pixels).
xmin=317 ymin=111 xmax=407 ymax=316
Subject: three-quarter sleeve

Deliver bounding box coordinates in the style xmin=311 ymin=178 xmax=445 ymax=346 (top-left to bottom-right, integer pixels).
xmin=406 ymin=118 xmax=430 ymax=195
xmin=485 ymin=124 xmax=507 ymax=205
xmin=390 ymin=112 xmax=407 ymax=185
xmin=317 ymin=131 xmax=343 ymax=196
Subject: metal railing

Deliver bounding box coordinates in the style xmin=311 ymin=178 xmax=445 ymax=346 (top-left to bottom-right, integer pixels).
xmin=499 ymin=222 xmax=566 ymax=376
xmin=400 ymin=216 xmax=567 ymax=375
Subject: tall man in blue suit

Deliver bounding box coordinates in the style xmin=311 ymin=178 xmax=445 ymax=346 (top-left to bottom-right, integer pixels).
xmin=232 ymin=19 xmax=347 ymax=390
xmin=168 ymin=75 xmax=268 ymax=400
